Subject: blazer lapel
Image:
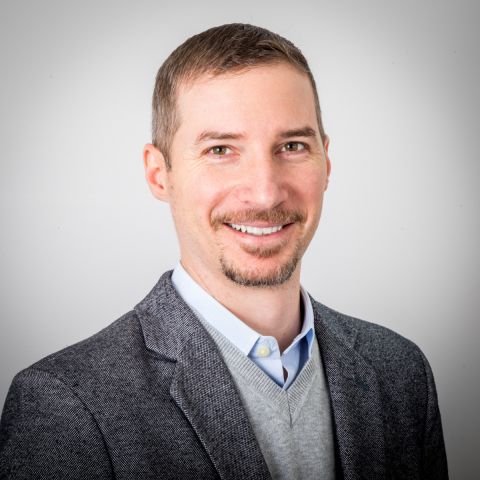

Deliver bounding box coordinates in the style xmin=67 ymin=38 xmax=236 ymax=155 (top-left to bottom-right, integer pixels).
xmin=313 ymin=301 xmax=386 ymax=480
xmin=135 ymin=272 xmax=271 ymax=480
xmin=170 ymin=334 xmax=271 ymax=480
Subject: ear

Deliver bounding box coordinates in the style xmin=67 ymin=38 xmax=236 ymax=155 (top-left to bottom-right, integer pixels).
xmin=323 ymin=135 xmax=332 ymax=191
xmin=143 ymin=143 xmax=170 ymax=202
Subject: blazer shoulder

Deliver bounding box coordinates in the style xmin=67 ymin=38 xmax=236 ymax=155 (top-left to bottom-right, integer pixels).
xmin=21 ymin=309 xmax=145 ymax=387
xmin=0 ymin=317 xmax=128 ymax=479
xmin=312 ymin=299 xmax=426 ymax=368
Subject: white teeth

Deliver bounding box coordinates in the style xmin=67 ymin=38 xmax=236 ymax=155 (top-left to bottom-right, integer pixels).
xmin=229 ymin=223 xmax=284 ymax=236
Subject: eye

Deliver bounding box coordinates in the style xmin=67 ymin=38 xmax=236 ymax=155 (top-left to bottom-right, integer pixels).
xmin=209 ymin=146 xmax=232 ymax=156
xmin=281 ymin=142 xmax=306 ymax=153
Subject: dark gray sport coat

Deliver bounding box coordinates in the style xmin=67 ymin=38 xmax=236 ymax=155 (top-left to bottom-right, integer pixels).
xmin=0 ymin=271 xmax=448 ymax=479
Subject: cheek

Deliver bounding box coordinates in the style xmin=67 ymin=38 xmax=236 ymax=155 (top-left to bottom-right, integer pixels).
xmin=311 ymin=177 xmax=327 ymax=204
xmin=170 ymin=169 xmax=228 ymax=225
xmin=291 ymin=164 xmax=326 ymax=205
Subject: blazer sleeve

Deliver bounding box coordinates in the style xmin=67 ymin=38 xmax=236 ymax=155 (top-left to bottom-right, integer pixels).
xmin=420 ymin=350 xmax=449 ymax=479
xmin=0 ymin=368 xmax=114 ymax=479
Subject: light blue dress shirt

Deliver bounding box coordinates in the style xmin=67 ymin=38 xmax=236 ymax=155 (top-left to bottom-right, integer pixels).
xmin=171 ymin=263 xmax=314 ymax=390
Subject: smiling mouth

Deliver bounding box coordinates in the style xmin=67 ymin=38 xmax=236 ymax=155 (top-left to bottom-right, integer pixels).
xmin=227 ymin=223 xmax=288 ymax=236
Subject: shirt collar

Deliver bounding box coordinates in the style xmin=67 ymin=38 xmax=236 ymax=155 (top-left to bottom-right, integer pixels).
xmin=171 ymin=262 xmax=315 ymax=357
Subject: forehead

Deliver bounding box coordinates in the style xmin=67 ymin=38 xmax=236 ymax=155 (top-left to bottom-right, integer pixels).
xmin=174 ymin=63 xmax=318 ymax=138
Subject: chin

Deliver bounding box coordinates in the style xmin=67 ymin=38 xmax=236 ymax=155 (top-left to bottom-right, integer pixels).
xmin=219 ymin=253 xmax=300 ymax=288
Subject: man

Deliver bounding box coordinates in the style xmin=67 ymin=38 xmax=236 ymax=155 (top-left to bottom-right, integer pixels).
xmin=0 ymin=23 xmax=448 ymax=479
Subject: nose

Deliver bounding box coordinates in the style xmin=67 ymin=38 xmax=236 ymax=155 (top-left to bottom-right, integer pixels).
xmin=235 ymin=153 xmax=288 ymax=210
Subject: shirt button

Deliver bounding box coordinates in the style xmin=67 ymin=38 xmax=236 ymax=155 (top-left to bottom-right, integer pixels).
xmin=257 ymin=344 xmax=271 ymax=357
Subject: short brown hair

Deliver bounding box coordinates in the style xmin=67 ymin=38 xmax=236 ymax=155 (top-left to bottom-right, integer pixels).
xmin=152 ymin=23 xmax=325 ymax=169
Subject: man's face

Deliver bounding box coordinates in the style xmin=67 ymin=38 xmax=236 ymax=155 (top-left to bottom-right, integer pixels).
xmin=151 ymin=63 xmax=330 ymax=288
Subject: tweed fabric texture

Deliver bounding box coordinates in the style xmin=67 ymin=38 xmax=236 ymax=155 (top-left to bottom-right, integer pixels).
xmin=0 ymin=271 xmax=448 ymax=479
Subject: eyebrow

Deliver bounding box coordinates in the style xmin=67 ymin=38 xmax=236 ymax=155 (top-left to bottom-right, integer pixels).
xmin=194 ymin=130 xmax=246 ymax=145
xmin=194 ymin=125 xmax=318 ymax=146
xmin=277 ymin=126 xmax=317 ymax=139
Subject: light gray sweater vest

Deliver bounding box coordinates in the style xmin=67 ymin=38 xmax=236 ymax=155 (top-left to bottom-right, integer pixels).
xmin=200 ymin=320 xmax=336 ymax=480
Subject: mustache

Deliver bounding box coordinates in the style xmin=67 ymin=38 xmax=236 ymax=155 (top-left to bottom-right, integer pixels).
xmin=211 ymin=208 xmax=307 ymax=229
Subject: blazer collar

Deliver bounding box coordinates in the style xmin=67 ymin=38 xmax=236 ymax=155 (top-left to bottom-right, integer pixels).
xmin=135 ymin=272 xmax=386 ymax=480
xmin=312 ymin=299 xmax=386 ymax=480
xmin=135 ymin=271 xmax=272 ymax=480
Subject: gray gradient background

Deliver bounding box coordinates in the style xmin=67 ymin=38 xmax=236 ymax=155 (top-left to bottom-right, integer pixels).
xmin=1 ymin=0 xmax=478 ymax=477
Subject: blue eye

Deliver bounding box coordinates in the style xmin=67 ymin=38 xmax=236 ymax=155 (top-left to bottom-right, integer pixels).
xmin=281 ymin=142 xmax=306 ymax=152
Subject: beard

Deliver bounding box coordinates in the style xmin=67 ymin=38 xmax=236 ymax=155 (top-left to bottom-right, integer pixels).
xmin=219 ymin=244 xmax=303 ymax=287
xmin=211 ymin=207 xmax=307 ymax=288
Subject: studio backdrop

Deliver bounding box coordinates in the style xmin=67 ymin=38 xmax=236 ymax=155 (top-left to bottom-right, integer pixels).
xmin=0 ymin=1 xmax=478 ymax=478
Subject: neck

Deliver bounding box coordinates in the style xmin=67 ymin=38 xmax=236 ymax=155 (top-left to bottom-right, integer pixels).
xmin=181 ymin=260 xmax=303 ymax=353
